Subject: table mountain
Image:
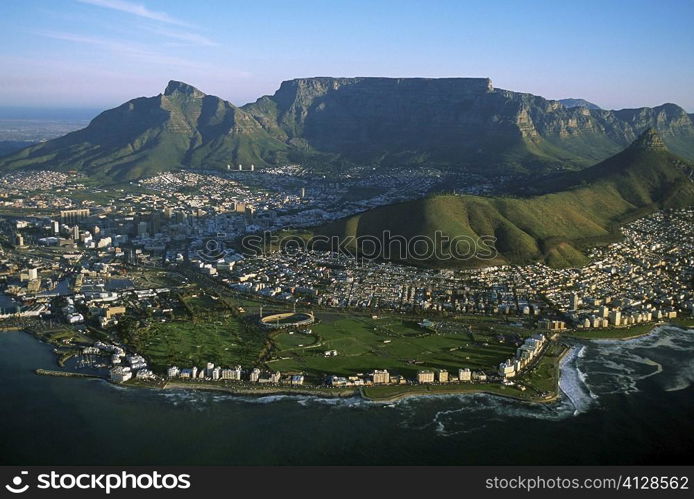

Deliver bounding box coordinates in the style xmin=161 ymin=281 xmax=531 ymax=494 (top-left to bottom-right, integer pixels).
xmin=1 ymin=78 xmax=694 ymax=180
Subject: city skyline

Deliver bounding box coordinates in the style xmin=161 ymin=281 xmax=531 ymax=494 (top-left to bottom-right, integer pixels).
xmin=1 ymin=0 xmax=693 ymax=110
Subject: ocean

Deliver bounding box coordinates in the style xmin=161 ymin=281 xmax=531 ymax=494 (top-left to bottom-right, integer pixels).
xmin=1 ymin=326 xmax=693 ymax=465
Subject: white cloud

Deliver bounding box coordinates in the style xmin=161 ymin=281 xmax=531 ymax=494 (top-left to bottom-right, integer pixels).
xmin=76 ymin=0 xmax=190 ymax=27
xmin=145 ymin=26 xmax=217 ymax=47
xmin=34 ymin=30 xmax=212 ymax=70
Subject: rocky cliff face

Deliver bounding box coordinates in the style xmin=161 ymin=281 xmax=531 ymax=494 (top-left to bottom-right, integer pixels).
xmin=2 ymin=78 xmax=693 ymax=180
xmin=243 ymin=77 xmax=694 ymax=172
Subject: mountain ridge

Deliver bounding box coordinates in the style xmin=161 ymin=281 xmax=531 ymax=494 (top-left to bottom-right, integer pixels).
xmin=558 ymin=98 xmax=601 ymax=110
xmin=1 ymin=78 xmax=694 ymax=180
xmin=309 ymin=129 xmax=694 ymax=269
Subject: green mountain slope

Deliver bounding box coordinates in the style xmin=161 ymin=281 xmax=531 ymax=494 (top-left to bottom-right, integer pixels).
xmin=312 ymin=129 xmax=694 ymax=268
xmin=0 ymin=81 xmax=290 ymax=181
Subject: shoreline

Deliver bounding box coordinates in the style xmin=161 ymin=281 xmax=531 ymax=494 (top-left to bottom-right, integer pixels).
xmin=160 ymin=381 xmax=358 ymax=399
xmin=361 ymin=385 xmax=560 ymax=404
xmin=158 ymin=379 xmax=556 ymax=404
xmin=21 ymin=320 xmax=693 ymax=405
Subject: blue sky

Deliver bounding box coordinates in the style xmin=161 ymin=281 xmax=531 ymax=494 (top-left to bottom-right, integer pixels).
xmin=1 ymin=0 xmax=693 ymax=111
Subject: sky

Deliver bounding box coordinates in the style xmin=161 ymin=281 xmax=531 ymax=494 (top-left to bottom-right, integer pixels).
xmin=0 ymin=0 xmax=693 ymax=112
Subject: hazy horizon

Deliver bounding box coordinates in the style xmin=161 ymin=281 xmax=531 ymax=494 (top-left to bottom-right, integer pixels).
xmin=1 ymin=0 xmax=693 ymax=112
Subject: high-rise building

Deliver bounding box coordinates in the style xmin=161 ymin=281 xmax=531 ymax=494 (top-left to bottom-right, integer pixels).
xmin=244 ymin=205 xmax=255 ymax=224
xmin=417 ymin=370 xmax=435 ymax=384
xmin=458 ymin=368 xmax=472 ymax=382
xmin=60 ymin=208 xmax=90 ymax=224
xmin=372 ymin=370 xmax=390 ymax=384
xmin=609 ymin=310 xmax=622 ymax=326
xmin=569 ymin=293 xmax=580 ymax=311
xmin=150 ymin=211 xmax=162 ymax=234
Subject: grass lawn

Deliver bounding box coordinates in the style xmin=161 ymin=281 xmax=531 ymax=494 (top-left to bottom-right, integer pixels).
xmin=668 ymin=317 xmax=694 ymax=329
xmin=34 ymin=327 xmax=93 ymax=346
xmin=120 ymin=291 xmax=548 ymax=383
xmin=518 ymin=342 xmax=566 ymax=394
xmin=135 ymin=317 xmax=265 ymax=373
xmin=274 ymin=331 xmax=318 ymax=349
xmin=267 ymin=314 xmax=518 ymax=378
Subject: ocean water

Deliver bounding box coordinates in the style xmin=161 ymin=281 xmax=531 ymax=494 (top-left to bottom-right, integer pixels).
xmin=1 ymin=326 xmax=693 ymax=465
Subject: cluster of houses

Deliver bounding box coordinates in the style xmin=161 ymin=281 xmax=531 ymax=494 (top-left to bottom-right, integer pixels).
xmin=160 ymin=362 xmax=495 ymax=389
xmin=497 ymin=333 xmax=547 ymax=379
xmin=326 ymin=367 xmax=486 ymax=387
xmin=572 ymin=302 xmax=677 ymax=329
xmin=165 ymin=363 xmax=285 ymax=384
xmin=101 ymin=342 xmax=155 ymax=383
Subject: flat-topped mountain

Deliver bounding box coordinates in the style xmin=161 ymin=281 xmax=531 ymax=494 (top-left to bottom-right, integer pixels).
xmin=310 ymin=129 xmax=694 ymax=268
xmin=1 ymin=78 xmax=694 ymax=180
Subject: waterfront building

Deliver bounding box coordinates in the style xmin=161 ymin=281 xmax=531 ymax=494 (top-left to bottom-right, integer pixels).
xmin=110 ymin=366 xmax=132 ymax=383
xmin=498 ymin=359 xmax=516 ymax=378
xmin=458 ymin=368 xmax=472 ymax=382
xmin=417 ymin=370 xmax=435 ymax=384
xmin=221 ymin=366 xmax=242 ymax=380
xmin=609 ymin=310 xmax=622 ymax=326
xmin=372 ymin=369 xmax=390 ymax=384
